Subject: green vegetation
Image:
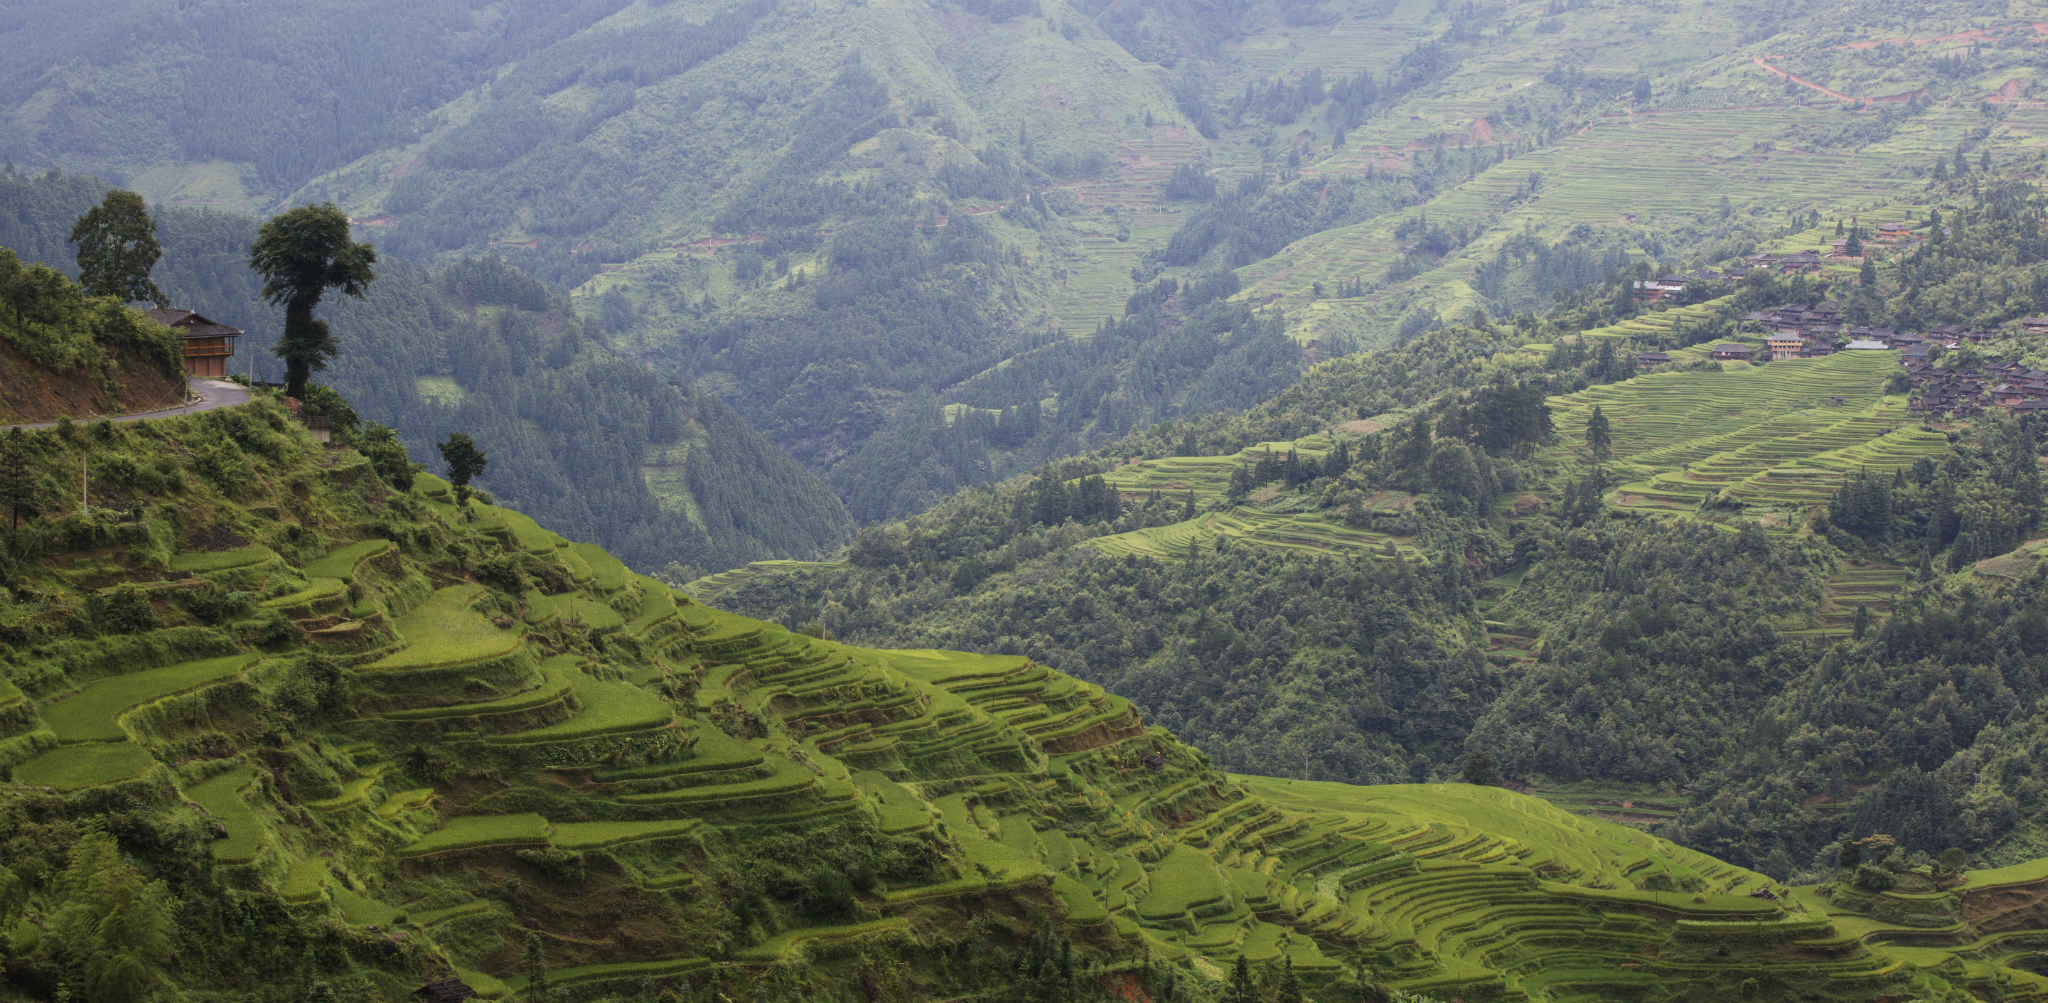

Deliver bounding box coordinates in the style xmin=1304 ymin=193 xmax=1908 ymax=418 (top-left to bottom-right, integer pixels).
xmin=370 ymin=585 xmax=522 ymax=670
xmin=402 ymin=814 xmax=551 ymax=856
xmin=40 ymin=654 xmax=258 ymax=742
xmin=16 ymin=3 xmax=2048 ymax=1002
xmin=6 ymin=382 xmax=2048 ymax=1003
xmin=14 ymin=742 xmax=158 ymax=791
xmin=184 ymin=767 xmax=269 ymax=863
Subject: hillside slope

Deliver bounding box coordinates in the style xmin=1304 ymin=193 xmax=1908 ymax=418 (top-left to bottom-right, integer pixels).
xmin=0 ymin=245 xmax=187 ymax=423
xmin=0 ymin=171 xmax=851 ymax=573
xmin=2 ymin=393 xmax=2045 ymax=1003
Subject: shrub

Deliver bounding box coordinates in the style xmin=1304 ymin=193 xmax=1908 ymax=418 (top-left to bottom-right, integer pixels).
xmin=182 ymin=583 xmax=254 ymax=624
xmin=361 ymin=424 xmax=416 ymax=490
xmin=84 ymin=583 xmax=157 ymax=634
xmin=1852 ymin=863 xmax=1896 ymax=891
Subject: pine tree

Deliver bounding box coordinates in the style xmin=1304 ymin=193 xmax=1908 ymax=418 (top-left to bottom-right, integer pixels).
xmin=1586 ymin=405 xmax=1613 ymax=463
xmin=1853 ymin=603 xmax=1871 ymax=640
xmin=1276 ymin=957 xmax=1304 ymax=1003
xmin=0 ymin=429 xmax=34 ymax=528
xmin=1229 ymin=956 xmax=1256 ymax=1003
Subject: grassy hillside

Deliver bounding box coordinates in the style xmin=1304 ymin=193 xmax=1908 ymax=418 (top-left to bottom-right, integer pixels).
xmin=1 ymin=394 xmax=2043 ymax=1003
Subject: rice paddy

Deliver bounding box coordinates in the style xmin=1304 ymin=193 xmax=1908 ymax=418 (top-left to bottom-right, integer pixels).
xmin=15 ymin=741 xmax=159 ymax=792
xmin=39 ymin=654 xmax=258 ymax=742
xmin=25 ymin=405 xmax=2041 ymax=1003
xmin=1541 ymin=350 xmax=1953 ymax=528
xmin=367 ymin=584 xmax=523 ymax=671
xmin=184 ymin=766 xmax=269 ymax=863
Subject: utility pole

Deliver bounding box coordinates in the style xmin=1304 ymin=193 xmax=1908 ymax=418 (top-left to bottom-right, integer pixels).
xmin=81 ymin=454 xmax=88 ymax=517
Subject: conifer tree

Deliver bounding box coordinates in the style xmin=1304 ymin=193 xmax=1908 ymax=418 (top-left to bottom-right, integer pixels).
xmin=1276 ymin=957 xmax=1304 ymax=1003
xmin=1229 ymin=956 xmax=1256 ymax=1003
xmin=1586 ymin=405 xmax=1613 ymax=463
xmin=1853 ymin=603 xmax=1871 ymax=640
xmin=0 ymin=429 xmax=34 ymax=528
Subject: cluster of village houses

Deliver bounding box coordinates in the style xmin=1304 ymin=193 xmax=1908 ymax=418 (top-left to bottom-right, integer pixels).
xmin=1613 ymin=220 xmax=2048 ymax=418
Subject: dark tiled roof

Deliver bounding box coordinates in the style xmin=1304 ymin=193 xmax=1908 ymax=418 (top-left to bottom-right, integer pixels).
xmin=415 ymin=981 xmax=477 ymax=1003
xmin=147 ymin=307 xmax=244 ymax=340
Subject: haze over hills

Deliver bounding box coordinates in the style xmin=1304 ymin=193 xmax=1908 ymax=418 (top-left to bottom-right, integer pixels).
xmin=14 ymin=1 xmax=2048 ymax=1002
xmin=6 ymin=0 xmax=2027 ymax=511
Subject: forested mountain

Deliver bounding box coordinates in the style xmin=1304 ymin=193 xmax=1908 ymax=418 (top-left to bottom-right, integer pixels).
xmin=0 ymin=167 xmax=851 ymax=572
xmin=691 ymin=162 xmax=2048 ymax=888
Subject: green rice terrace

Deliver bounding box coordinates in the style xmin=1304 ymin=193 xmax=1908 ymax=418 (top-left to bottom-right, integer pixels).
xmin=8 ymin=398 xmax=2048 ymax=1003
xmin=1083 ymin=434 xmax=1423 ymax=563
xmin=1546 ymin=349 xmax=1951 ymax=527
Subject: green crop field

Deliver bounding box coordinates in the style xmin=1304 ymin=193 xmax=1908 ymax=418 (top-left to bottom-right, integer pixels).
xmin=524 ymin=592 xmax=625 ymax=631
xmin=184 ymin=767 xmax=269 ymax=863
xmin=367 ymin=585 xmax=523 ymax=671
xmin=302 ymin=539 xmax=392 ymax=581
xmin=12 ymin=381 xmax=2046 ymax=1003
xmin=15 ymin=741 xmax=158 ymax=792
xmin=403 ymin=813 xmax=551 ymax=856
xmin=685 ymin=560 xmax=846 ymax=602
xmin=548 ymin=820 xmax=702 ymax=849
xmin=167 ymin=547 xmax=276 ymax=573
xmin=39 ymin=654 xmax=258 ymax=742
xmin=571 ymin=543 xmax=632 ymax=593
xmin=1533 ymin=350 xmax=1954 ymax=531
xmin=485 ymin=668 xmax=673 ymax=745
xmin=1136 ymin=846 xmax=1233 ymax=922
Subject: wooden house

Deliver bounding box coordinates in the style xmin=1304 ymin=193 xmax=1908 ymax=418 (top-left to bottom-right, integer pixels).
xmin=1636 ymin=352 xmax=1672 ymax=369
xmin=1876 ymin=222 xmax=1914 ymax=243
xmin=146 ymin=308 xmax=241 ymax=378
xmin=1709 ymin=342 xmax=1753 ymax=360
xmin=1993 ymin=384 xmax=2024 ymax=406
xmin=414 ymin=981 xmax=477 ymax=1003
xmin=1778 ymin=250 xmax=1824 ymax=273
xmin=1766 ymin=334 xmax=1808 ymax=359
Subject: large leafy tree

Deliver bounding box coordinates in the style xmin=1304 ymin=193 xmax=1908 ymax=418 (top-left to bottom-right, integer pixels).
xmin=248 ymin=203 xmax=376 ymax=399
xmin=438 ymin=431 xmax=488 ymax=511
xmin=69 ymin=190 xmax=167 ymax=307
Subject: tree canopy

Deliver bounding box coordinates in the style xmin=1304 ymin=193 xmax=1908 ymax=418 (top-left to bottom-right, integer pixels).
xmin=248 ymin=202 xmax=376 ymax=399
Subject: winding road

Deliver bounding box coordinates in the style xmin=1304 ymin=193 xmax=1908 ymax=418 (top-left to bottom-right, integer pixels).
xmin=2 ymin=378 xmax=251 ymax=431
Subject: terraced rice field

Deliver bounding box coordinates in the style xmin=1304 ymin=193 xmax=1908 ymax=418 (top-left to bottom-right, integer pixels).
xmin=1546 ymin=350 xmax=1952 ymax=526
xmin=1079 ymin=433 xmax=1419 ymax=561
xmin=1087 ymin=505 xmax=1418 ymax=562
xmin=1231 ymin=778 xmax=1924 ymax=999
xmin=369 ymin=584 xmax=522 ymax=669
xmin=39 ymin=654 xmax=258 ymax=742
xmin=685 ymin=559 xmax=845 ymax=602
xmin=14 ymin=741 xmax=159 ymax=792
xmin=1791 ymin=561 xmax=1910 ymax=637
xmin=1044 ymin=127 xmax=1208 ymax=335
